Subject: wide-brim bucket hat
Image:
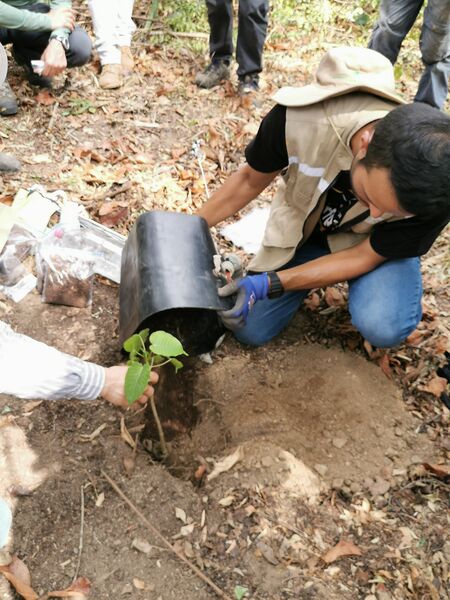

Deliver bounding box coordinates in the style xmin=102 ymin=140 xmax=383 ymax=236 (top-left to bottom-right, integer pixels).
xmin=0 ymin=44 xmax=7 ymax=85
xmin=273 ymin=46 xmax=406 ymax=107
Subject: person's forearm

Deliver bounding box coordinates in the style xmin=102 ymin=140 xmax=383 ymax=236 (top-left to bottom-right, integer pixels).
xmin=278 ymin=238 xmax=385 ymax=291
xmin=0 ymin=3 xmax=51 ymax=30
xmin=198 ymin=164 xmax=280 ymax=227
xmin=0 ymin=321 xmax=105 ymax=401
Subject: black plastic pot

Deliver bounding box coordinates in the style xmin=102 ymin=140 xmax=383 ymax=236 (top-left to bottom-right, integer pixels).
xmin=119 ymin=211 xmax=231 ymax=355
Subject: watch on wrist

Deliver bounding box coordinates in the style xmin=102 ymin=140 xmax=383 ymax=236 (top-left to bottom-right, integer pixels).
xmin=53 ymin=36 xmax=70 ymax=51
xmin=267 ymin=271 xmax=284 ymax=299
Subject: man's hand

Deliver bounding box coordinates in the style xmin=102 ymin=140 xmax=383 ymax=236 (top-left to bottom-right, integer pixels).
xmin=48 ymin=7 xmax=75 ymax=31
xmin=218 ymin=273 xmax=269 ymax=330
xmin=41 ymin=39 xmax=68 ymax=77
xmin=101 ymin=366 xmax=159 ymax=409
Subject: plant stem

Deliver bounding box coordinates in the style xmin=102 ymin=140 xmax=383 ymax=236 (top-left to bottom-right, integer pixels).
xmin=149 ymin=357 xmax=169 ymax=458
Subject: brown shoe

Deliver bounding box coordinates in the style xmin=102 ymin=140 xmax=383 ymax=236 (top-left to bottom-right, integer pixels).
xmin=120 ymin=46 xmax=134 ymax=76
xmin=99 ymin=64 xmax=123 ymax=89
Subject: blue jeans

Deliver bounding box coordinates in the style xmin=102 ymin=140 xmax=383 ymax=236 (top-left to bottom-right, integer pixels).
xmin=368 ymin=0 xmax=450 ymax=110
xmin=234 ymin=240 xmax=423 ymax=348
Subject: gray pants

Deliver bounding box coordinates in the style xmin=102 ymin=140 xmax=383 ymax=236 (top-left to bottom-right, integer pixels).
xmin=369 ymin=0 xmax=450 ymax=109
xmin=205 ymin=0 xmax=268 ymax=79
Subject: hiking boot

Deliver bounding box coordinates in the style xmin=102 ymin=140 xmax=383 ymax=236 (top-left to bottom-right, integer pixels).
xmin=12 ymin=47 xmax=52 ymax=88
xmin=0 ymin=81 xmax=18 ymax=116
xmin=120 ymin=46 xmax=134 ymax=76
xmin=195 ymin=61 xmax=230 ymax=89
xmin=238 ymin=74 xmax=259 ymax=95
xmin=99 ymin=64 xmax=123 ymax=89
xmin=0 ymin=152 xmax=21 ymax=172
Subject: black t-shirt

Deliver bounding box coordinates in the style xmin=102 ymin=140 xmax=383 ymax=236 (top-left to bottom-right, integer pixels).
xmin=245 ymin=104 xmax=450 ymax=259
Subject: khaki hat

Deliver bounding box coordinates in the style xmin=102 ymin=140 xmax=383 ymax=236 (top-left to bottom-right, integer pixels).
xmin=0 ymin=44 xmax=7 ymax=85
xmin=273 ymin=46 xmax=406 ymax=107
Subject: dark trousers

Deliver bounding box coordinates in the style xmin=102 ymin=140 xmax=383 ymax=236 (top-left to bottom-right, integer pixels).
xmin=206 ymin=0 xmax=268 ymax=78
xmin=369 ymin=0 xmax=450 ymax=110
xmin=0 ymin=3 xmax=91 ymax=69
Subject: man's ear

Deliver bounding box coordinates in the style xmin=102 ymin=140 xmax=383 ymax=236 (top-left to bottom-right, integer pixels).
xmin=357 ymin=129 xmax=375 ymax=160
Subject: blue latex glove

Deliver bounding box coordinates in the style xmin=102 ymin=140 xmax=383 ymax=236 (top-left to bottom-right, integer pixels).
xmin=218 ymin=273 xmax=269 ymax=330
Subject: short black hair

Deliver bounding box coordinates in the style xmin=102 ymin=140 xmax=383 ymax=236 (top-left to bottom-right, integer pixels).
xmin=362 ymin=103 xmax=450 ymax=216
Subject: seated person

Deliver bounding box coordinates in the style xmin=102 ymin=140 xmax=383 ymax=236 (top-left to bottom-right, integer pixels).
xmin=198 ymin=47 xmax=450 ymax=349
xmin=0 ymin=1 xmax=92 ymax=115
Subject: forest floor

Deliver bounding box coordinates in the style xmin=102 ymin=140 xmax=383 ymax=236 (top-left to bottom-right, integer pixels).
xmin=0 ymin=2 xmax=449 ymax=599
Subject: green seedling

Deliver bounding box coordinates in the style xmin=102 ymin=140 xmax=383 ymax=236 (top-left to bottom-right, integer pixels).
xmin=123 ymin=329 xmax=187 ymax=404
xmin=123 ymin=329 xmax=188 ymax=458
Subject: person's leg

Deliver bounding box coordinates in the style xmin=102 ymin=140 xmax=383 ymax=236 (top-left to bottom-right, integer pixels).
xmin=88 ymin=0 xmax=121 ymax=66
xmin=195 ymin=0 xmax=233 ymax=88
xmin=117 ymin=0 xmax=136 ymax=75
xmin=415 ymin=0 xmax=450 ymax=109
xmin=368 ymin=0 xmax=423 ymax=64
xmin=348 ymin=257 xmax=422 ymax=348
xmin=234 ymin=240 xmax=330 ymax=346
xmin=117 ymin=0 xmax=136 ymax=49
xmin=206 ymin=0 xmax=234 ymax=63
xmin=236 ymin=0 xmax=268 ymax=82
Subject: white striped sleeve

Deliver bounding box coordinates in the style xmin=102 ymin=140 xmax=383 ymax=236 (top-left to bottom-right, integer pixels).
xmin=0 ymin=320 xmax=105 ymax=401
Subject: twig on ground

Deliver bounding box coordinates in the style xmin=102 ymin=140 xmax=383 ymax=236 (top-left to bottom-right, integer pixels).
xmin=73 ymin=484 xmax=85 ymax=582
xmin=101 ymin=470 xmax=233 ymax=600
xmin=47 ymin=101 xmax=59 ymax=131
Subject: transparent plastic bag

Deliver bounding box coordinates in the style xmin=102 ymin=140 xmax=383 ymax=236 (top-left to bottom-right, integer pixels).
xmin=0 ymin=225 xmax=36 ymax=286
xmin=37 ymin=226 xmax=95 ymax=308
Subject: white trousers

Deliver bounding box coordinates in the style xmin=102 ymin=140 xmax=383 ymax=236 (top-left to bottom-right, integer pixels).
xmin=88 ymin=0 xmax=136 ymax=65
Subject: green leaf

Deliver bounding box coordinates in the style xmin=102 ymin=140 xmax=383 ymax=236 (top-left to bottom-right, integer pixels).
xmin=123 ymin=333 xmax=142 ymax=354
xmin=169 ymin=357 xmax=184 ymax=373
xmin=149 ymin=331 xmax=188 ymax=358
xmin=138 ymin=328 xmax=150 ymax=344
xmin=234 ymin=586 xmax=248 ymax=600
xmin=125 ymin=362 xmax=151 ymax=405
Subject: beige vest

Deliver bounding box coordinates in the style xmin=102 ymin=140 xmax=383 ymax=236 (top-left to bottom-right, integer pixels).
xmin=249 ymin=93 xmax=399 ymax=272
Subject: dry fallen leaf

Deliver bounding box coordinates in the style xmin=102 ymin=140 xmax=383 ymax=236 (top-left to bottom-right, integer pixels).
xmin=35 ymin=90 xmax=56 ymax=105
xmin=325 ymin=286 xmax=345 ymax=307
xmin=133 ymin=578 xmax=146 ymax=590
xmin=207 ymin=446 xmax=244 ymax=481
xmin=0 ymin=556 xmax=38 ymax=600
xmin=406 ymin=329 xmax=424 ymax=346
xmin=304 ymin=291 xmax=320 ymax=311
xmin=218 ymin=495 xmax=235 ymax=507
xmin=419 ymin=376 xmax=448 ymax=397
xmin=422 ymin=463 xmax=450 ymax=479
xmin=175 ymin=507 xmax=187 ymax=523
xmin=45 ymin=577 xmax=91 ymax=599
xmin=378 ymin=354 xmax=393 ymax=379
xmin=322 ymin=540 xmax=363 ymax=564
xmin=22 ymin=400 xmax=43 ymax=413
xmin=120 ymin=417 xmax=136 ymax=449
